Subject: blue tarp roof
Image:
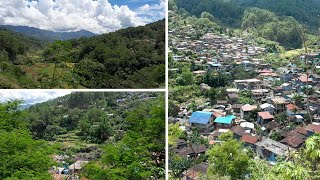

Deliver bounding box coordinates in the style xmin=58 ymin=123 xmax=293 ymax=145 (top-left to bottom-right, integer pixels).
xmin=189 ymin=111 xmax=213 ymax=124
xmin=214 ymin=115 xmax=236 ymax=124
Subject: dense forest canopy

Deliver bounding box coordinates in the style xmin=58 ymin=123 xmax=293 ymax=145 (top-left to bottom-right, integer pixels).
xmin=174 ymin=0 xmax=320 ymax=31
xmin=0 ymin=20 xmax=165 ymax=88
xmin=83 ymin=95 xmax=165 ymax=179
xmin=0 ymin=92 xmax=165 ymax=179
xmin=241 ymin=8 xmax=303 ymax=49
xmin=70 ymin=19 xmax=165 ymax=88
xmin=27 ymin=92 xmax=160 ymax=142
xmin=0 ymin=29 xmax=46 ymax=62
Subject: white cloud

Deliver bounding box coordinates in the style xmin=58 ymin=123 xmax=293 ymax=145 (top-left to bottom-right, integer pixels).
xmin=139 ymin=4 xmax=150 ymax=11
xmin=0 ymin=90 xmax=72 ymax=105
xmin=136 ymin=0 xmax=165 ymax=23
xmin=0 ymin=0 xmax=164 ymax=34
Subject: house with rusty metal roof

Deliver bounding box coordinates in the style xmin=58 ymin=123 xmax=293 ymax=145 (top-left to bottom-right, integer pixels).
xmin=241 ymin=134 xmax=259 ymax=149
xmin=182 ymin=162 xmax=209 ymax=180
xmin=257 ymin=111 xmax=274 ymax=124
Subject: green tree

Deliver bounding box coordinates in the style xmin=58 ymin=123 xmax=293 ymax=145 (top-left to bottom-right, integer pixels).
xmin=168 ymin=123 xmax=184 ymax=145
xmin=270 ymin=131 xmax=282 ymax=141
xmin=201 ymin=11 xmax=215 ymax=22
xmin=91 ymin=117 xmax=113 ymax=143
xmin=292 ymin=94 xmax=303 ymax=107
xmin=205 ymin=88 xmax=217 ymax=107
xmin=247 ymin=159 xmax=279 ymax=180
xmin=83 ymin=97 xmax=165 ymax=179
xmin=274 ymin=161 xmax=310 ymax=180
xmin=304 ymin=134 xmax=320 ymax=171
xmin=176 ymin=68 xmax=194 ymax=86
xmin=274 ymin=112 xmax=287 ymax=126
xmin=203 ymin=70 xmax=230 ymax=88
xmin=169 ymin=152 xmax=192 ymax=178
xmin=239 ymin=91 xmax=254 ymax=104
xmin=231 ymin=66 xmax=256 ymax=80
xmin=207 ymin=133 xmax=250 ymax=179
xmin=0 ymin=101 xmax=54 ymax=180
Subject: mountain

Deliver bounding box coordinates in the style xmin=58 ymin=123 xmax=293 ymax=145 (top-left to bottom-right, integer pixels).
xmin=69 ymin=19 xmax=165 ymax=88
xmin=238 ymin=0 xmax=320 ymax=32
xmin=171 ymin=0 xmax=320 ymax=49
xmin=0 ymin=20 xmax=165 ymax=89
xmin=0 ymin=25 xmax=96 ymax=41
xmin=19 ymin=103 xmax=33 ymax=110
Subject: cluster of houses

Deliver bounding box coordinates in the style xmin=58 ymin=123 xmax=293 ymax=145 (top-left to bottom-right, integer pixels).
xmin=169 ymin=12 xmax=320 ymax=180
xmin=50 ymin=152 xmax=97 ymax=180
xmin=50 ymin=155 xmax=89 ymax=180
xmin=172 ymin=76 xmax=320 ymax=179
xmin=169 ymin=27 xmax=268 ymax=73
xmin=172 ymin=74 xmax=320 ymax=177
xmin=173 ymin=32 xmax=265 ymax=60
xmin=173 ymin=88 xmax=320 ymax=179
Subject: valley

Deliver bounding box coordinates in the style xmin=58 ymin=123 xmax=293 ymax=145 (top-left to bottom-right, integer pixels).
xmin=0 ymin=20 xmax=165 ymax=89
xmin=0 ymin=91 xmax=165 ymax=179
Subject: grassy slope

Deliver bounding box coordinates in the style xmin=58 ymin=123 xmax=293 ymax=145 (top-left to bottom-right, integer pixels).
xmin=54 ymin=131 xmax=98 ymax=150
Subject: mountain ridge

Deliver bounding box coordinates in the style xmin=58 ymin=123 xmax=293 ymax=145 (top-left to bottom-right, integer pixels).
xmin=0 ymin=24 xmax=96 ymax=41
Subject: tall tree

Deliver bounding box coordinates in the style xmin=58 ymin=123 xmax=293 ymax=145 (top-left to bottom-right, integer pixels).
xmin=205 ymin=88 xmax=217 ymax=107
xmin=207 ymin=132 xmax=250 ymax=180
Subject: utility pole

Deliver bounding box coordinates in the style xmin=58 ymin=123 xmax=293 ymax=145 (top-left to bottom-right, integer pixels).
xmin=299 ymin=25 xmax=313 ymax=123
xmin=51 ymin=48 xmax=59 ymax=88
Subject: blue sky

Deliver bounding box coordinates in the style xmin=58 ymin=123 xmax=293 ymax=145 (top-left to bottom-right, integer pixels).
xmin=0 ymin=90 xmax=72 ymax=105
xmin=0 ymin=0 xmax=165 ymax=34
xmin=108 ymin=0 xmax=160 ymax=9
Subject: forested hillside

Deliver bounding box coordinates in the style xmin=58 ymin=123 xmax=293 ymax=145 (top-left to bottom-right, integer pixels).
xmin=0 ymin=29 xmax=46 ymax=61
xmin=0 ymin=29 xmax=47 ymax=88
xmin=0 ymin=20 xmax=165 ymax=88
xmin=68 ymin=19 xmax=165 ymax=88
xmin=174 ymin=0 xmax=320 ymax=30
xmin=172 ymin=0 xmax=320 ymax=49
xmin=0 ymin=92 xmax=165 ymax=179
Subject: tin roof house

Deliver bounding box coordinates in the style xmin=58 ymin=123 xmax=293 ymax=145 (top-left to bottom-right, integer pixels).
xmin=255 ymin=138 xmax=295 ymax=165
xmin=214 ymin=115 xmax=236 ymax=128
xmin=189 ymin=111 xmax=215 ymax=133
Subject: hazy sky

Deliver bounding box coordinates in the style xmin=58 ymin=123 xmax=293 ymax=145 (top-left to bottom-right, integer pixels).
xmin=0 ymin=90 xmax=72 ymax=105
xmin=0 ymin=0 xmax=165 ymax=34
